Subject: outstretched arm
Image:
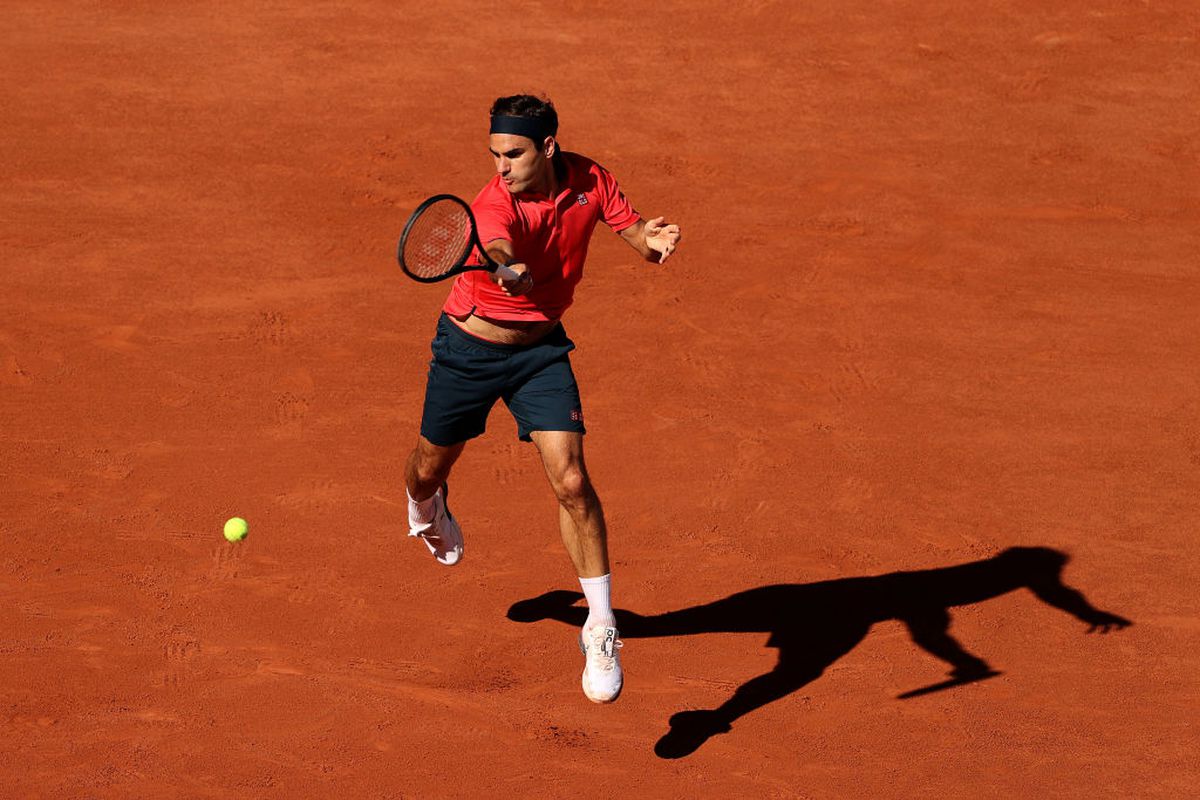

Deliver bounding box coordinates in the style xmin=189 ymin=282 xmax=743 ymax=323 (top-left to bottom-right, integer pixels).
xmin=619 ymin=217 xmax=681 ymax=264
xmin=1028 ymin=579 xmax=1132 ymax=633
xmin=901 ymin=607 xmax=995 ymax=677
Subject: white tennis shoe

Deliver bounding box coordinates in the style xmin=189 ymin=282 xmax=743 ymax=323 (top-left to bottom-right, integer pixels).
xmin=408 ymin=483 xmax=463 ymax=566
xmin=579 ymin=624 xmax=623 ymax=703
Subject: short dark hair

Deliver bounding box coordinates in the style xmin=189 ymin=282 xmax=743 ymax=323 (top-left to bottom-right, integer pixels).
xmin=489 ymin=94 xmax=558 ymax=139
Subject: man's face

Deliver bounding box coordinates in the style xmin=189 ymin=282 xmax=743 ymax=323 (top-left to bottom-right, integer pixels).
xmin=489 ymin=133 xmax=552 ymax=194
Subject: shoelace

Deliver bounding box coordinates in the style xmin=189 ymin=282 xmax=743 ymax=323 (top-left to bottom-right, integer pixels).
xmin=408 ymin=498 xmax=445 ymax=543
xmin=409 ymin=527 xmax=443 ymax=545
xmin=584 ymin=629 xmax=623 ymax=670
xmin=408 ymin=515 xmax=437 ymax=537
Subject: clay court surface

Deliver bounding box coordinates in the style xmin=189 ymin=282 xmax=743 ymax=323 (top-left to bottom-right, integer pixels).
xmin=3 ymin=1 xmax=1198 ymax=796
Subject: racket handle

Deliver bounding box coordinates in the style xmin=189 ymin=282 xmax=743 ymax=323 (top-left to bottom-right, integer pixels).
xmin=496 ymin=264 xmax=521 ymax=282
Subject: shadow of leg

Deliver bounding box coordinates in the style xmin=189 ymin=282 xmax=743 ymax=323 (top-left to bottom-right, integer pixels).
xmin=654 ymin=663 xmax=816 ymax=759
xmin=654 ymin=709 xmax=732 ymax=759
xmin=507 ymin=590 xmax=587 ymax=625
xmin=655 ymin=620 xmax=870 ymax=758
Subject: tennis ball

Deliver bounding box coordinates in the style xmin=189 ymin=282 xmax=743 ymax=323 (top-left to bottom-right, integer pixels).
xmin=223 ymin=517 xmax=248 ymax=542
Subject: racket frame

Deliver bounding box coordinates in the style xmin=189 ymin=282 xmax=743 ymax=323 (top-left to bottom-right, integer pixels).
xmin=398 ymin=193 xmax=521 ymax=284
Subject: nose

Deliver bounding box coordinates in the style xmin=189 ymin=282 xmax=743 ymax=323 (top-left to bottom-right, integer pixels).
xmin=497 ymin=157 xmax=510 ymax=175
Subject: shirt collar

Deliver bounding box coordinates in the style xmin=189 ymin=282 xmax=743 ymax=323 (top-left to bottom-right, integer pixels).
xmin=513 ymin=153 xmax=577 ymax=204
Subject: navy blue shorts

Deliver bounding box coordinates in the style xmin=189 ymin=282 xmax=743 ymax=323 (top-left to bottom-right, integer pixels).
xmin=420 ymin=314 xmax=586 ymax=446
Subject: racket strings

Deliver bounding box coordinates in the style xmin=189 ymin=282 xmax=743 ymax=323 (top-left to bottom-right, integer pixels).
xmin=402 ymin=200 xmax=473 ymax=279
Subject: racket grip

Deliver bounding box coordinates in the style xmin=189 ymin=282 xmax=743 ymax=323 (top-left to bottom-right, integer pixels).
xmin=496 ymin=264 xmax=521 ymax=282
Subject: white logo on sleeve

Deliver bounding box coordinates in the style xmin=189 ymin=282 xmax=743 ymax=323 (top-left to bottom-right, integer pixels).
xmin=576 ymin=193 xmax=588 ymax=206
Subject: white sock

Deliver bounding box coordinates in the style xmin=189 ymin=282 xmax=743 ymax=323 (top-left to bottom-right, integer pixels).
xmin=579 ymin=574 xmax=615 ymax=629
xmin=407 ymin=487 xmax=436 ymax=528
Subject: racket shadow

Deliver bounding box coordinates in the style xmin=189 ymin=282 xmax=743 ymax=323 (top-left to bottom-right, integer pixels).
xmin=505 ymin=546 xmax=1131 ymax=759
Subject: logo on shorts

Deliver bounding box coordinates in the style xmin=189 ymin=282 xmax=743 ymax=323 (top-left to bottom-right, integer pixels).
xmin=576 ymin=193 xmax=588 ymax=206
xmin=570 ymin=409 xmax=583 ymax=422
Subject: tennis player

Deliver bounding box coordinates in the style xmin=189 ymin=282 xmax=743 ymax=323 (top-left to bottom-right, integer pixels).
xmin=404 ymin=94 xmax=680 ymax=703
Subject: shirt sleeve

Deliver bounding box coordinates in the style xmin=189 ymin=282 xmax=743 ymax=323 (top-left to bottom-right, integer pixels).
xmin=595 ymin=163 xmax=640 ymax=233
xmin=471 ymin=181 xmax=517 ymax=253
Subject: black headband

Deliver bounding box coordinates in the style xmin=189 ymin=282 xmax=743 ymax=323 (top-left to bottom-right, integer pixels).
xmin=489 ymin=114 xmax=555 ymax=143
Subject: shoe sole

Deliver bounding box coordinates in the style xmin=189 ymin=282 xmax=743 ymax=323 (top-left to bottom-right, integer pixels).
xmin=416 ymin=483 xmax=463 ymax=566
xmin=438 ymin=482 xmax=463 ymax=565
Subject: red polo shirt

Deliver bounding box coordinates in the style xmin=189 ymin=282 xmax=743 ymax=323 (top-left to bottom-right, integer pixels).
xmin=442 ymin=152 xmax=641 ymax=322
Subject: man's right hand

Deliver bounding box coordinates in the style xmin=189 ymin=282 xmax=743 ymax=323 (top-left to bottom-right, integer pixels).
xmin=496 ymin=262 xmax=533 ymax=296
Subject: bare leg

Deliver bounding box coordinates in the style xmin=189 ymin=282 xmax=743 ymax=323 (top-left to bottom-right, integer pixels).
xmin=529 ymin=430 xmax=608 ymax=578
xmin=531 ymin=431 xmax=622 ymax=701
xmin=405 ymin=435 xmax=466 ymax=501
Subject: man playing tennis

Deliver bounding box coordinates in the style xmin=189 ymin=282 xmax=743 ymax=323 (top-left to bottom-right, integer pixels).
xmin=404 ymin=94 xmax=681 ymax=703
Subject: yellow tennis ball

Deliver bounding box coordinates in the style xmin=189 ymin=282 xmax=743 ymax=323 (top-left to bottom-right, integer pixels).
xmin=223 ymin=517 xmax=248 ymax=542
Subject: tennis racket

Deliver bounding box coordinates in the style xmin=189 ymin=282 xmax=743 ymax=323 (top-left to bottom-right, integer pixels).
xmin=397 ymin=194 xmax=521 ymax=284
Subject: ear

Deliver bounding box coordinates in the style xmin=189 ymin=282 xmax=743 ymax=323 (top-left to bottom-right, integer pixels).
xmin=543 ymin=136 xmax=557 ymax=158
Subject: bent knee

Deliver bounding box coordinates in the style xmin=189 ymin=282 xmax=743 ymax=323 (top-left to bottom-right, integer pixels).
xmin=410 ymin=448 xmax=453 ymax=487
xmin=413 ymin=462 xmax=444 ymax=487
xmin=552 ymin=468 xmax=593 ymax=506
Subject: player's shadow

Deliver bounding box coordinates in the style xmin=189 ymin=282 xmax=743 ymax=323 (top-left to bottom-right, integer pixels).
xmin=506 ymin=547 xmax=1131 ymax=759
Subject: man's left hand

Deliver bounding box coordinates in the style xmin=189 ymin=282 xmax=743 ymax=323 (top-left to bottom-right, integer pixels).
xmin=644 ymin=217 xmax=681 ymax=263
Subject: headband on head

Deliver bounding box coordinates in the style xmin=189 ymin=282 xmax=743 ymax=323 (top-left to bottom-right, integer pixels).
xmin=489 ymin=114 xmax=555 ymax=143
